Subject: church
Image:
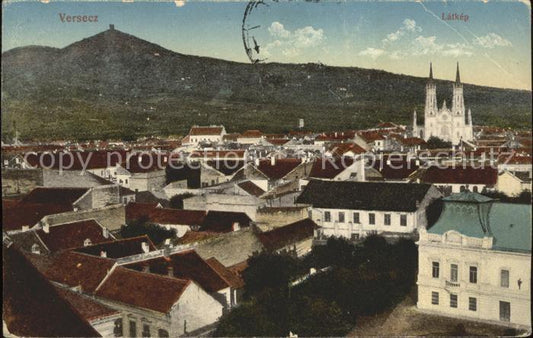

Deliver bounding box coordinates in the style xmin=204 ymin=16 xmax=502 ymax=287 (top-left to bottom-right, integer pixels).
xmin=413 ymin=63 xmax=474 ymax=145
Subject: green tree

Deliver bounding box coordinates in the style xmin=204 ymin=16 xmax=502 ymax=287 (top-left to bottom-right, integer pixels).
xmin=120 ymin=217 xmax=176 ymax=245
xmin=426 ymin=136 xmax=452 ymax=149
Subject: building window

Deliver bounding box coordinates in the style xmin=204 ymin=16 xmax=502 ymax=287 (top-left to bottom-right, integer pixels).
xmin=431 ymin=291 xmax=439 ymax=305
xmin=338 ymin=212 xmax=345 ymax=223
xmin=450 ymin=264 xmax=458 ymax=282
xmin=158 ymin=329 xmax=169 ymax=338
xmin=469 ymin=266 xmax=477 ymax=284
xmin=31 ymin=243 xmax=40 ymax=255
xmin=353 ymin=212 xmax=360 ymax=223
xmin=384 ymin=214 xmax=391 ymax=226
xmin=469 ymin=297 xmax=477 ymax=311
xmin=129 ymin=320 xmax=136 ymax=337
xmin=369 ymin=213 xmax=375 ymax=225
xmin=473 ymin=186 xmax=478 ymax=192
xmin=432 ymin=262 xmax=440 ymax=278
xmin=125 ymin=179 xmax=128 ymax=184
xmin=450 ymin=294 xmax=458 ymax=308
xmin=351 ymin=233 xmax=359 ymax=241
xmin=499 ymin=301 xmax=511 ymax=322
xmin=460 ymin=185 xmax=466 ymax=192
xmin=400 ymin=214 xmax=407 ymax=226
xmin=84 ymin=238 xmax=92 ymax=247
xmin=324 ymin=211 xmax=331 ymax=222
xmin=142 ymin=324 xmax=151 ymax=337
xmin=113 ymin=318 xmax=123 ymax=337
xmin=500 ymin=269 xmax=509 ymax=288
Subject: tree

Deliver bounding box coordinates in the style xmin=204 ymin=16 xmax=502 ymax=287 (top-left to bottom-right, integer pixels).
xmin=426 ymin=136 xmax=452 ymax=149
xmin=243 ymin=252 xmax=299 ymax=299
xmin=482 ymin=190 xmax=532 ymax=204
xmin=120 ymin=217 xmax=176 ymax=245
xmin=169 ymin=193 xmax=194 ymax=209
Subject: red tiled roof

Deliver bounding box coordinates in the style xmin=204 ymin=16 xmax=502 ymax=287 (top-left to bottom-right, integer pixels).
xmin=96 ymin=266 xmax=190 ymax=313
xmin=125 ymin=153 xmax=168 ymax=173
xmin=376 ymin=122 xmax=398 ymax=128
xmin=328 ymin=143 xmax=366 ymax=157
xmin=20 ymin=187 xmax=89 ymax=205
xmin=256 ymin=158 xmax=302 ymax=180
xmin=372 ymin=160 xmax=421 ymax=180
xmin=310 ymin=157 xmax=355 ymax=179
xmin=239 ymin=130 xmax=263 ymax=138
xmin=150 ymin=208 xmax=206 ymax=225
xmin=35 ymin=220 xmax=111 ymax=252
xmin=125 ymin=202 xmax=158 ymax=221
xmin=44 ymin=251 xmax=116 ymax=293
xmin=189 ymin=126 xmax=224 ymax=136
xmin=257 ymin=218 xmax=317 ymax=252
xmin=55 ymin=286 xmax=119 ymax=321
xmin=205 ymin=257 xmax=245 ymax=289
xmin=358 ymin=131 xmax=386 ymax=142
xmin=3 ymin=247 xmax=101 ymax=338
xmin=125 ymin=250 xmax=229 ymax=293
xmin=419 ymin=166 xmax=498 ymax=185
xmin=189 ymin=150 xmax=246 ymax=159
xmin=75 ymin=236 xmax=156 ymax=259
xmin=24 ymin=150 xmax=127 ymax=170
xmin=266 ymin=138 xmax=290 ymax=146
xmin=399 ymin=137 xmax=426 ymax=146
xmin=2 ymin=202 xmax=74 ymax=231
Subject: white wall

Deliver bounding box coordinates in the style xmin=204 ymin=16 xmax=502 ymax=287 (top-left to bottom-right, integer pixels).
xmin=418 ymin=233 xmax=531 ymax=327
xmin=311 ymin=207 xmax=417 ymax=239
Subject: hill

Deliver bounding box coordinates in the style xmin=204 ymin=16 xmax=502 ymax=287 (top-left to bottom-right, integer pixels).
xmin=1 ymin=26 xmax=531 ymax=141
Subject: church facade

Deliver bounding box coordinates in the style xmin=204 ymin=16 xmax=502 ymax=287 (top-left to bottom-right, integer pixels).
xmin=413 ymin=63 xmax=474 ymax=145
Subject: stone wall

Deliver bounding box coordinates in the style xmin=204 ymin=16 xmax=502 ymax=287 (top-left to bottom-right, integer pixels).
xmin=1 ymin=168 xmax=43 ymax=196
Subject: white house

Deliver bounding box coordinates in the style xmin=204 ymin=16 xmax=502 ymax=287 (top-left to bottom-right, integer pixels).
xmin=183 ymin=125 xmax=226 ymax=145
xmin=496 ymin=171 xmax=532 ymax=197
xmin=417 ymin=192 xmax=531 ymax=328
xmin=296 ymin=180 xmax=442 ymax=240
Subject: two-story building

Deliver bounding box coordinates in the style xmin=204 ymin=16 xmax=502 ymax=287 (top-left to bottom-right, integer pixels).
xmin=296 ymin=180 xmax=441 ymax=240
xmin=417 ymin=192 xmax=531 ymax=328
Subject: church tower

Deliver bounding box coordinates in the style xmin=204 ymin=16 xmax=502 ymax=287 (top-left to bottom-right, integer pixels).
xmin=451 ymin=62 xmax=465 ymax=116
xmin=424 ymin=63 xmax=438 ymax=117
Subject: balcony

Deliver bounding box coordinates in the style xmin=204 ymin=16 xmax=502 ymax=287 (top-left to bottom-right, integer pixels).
xmin=445 ymin=280 xmax=460 ymax=288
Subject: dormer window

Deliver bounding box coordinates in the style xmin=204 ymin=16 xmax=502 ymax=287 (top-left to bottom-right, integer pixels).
xmin=83 ymin=238 xmax=92 ymax=247
xmin=31 ymin=243 xmax=40 ymax=255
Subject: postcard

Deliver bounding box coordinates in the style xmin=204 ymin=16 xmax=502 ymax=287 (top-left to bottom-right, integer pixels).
xmin=2 ymin=1 xmax=532 ymax=337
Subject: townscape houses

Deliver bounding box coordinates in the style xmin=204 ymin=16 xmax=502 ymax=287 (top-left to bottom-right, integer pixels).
xmin=2 ymin=114 xmax=531 ymax=335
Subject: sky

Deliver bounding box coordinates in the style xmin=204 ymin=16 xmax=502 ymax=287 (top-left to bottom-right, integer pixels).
xmin=2 ymin=0 xmax=531 ymax=90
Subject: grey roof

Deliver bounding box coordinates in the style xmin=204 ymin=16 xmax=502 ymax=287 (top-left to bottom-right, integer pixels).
xmin=296 ymin=180 xmax=433 ymax=212
xmin=429 ymin=193 xmax=531 ymax=253
xmin=194 ymin=228 xmax=264 ymax=267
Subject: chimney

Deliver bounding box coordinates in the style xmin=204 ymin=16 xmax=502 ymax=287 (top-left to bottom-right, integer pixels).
xmin=43 ymin=224 xmax=50 ymax=234
xmin=271 ymin=156 xmax=276 ymax=166
xmin=167 ymin=266 xmax=174 ymax=277
xmin=142 ymin=264 xmax=150 ymax=273
xmin=254 ymin=158 xmax=260 ymax=166
xmin=301 ymin=157 xmax=306 ymax=164
xmin=360 ymin=156 xmax=366 ymax=182
xmin=109 ymin=24 xmax=115 ymax=31
xmin=141 ymin=242 xmax=149 ymax=253
xmin=100 ymin=251 xmax=107 ymax=258
xmin=102 ymin=227 xmax=109 ymax=238
xmin=232 ymin=222 xmax=241 ymax=232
